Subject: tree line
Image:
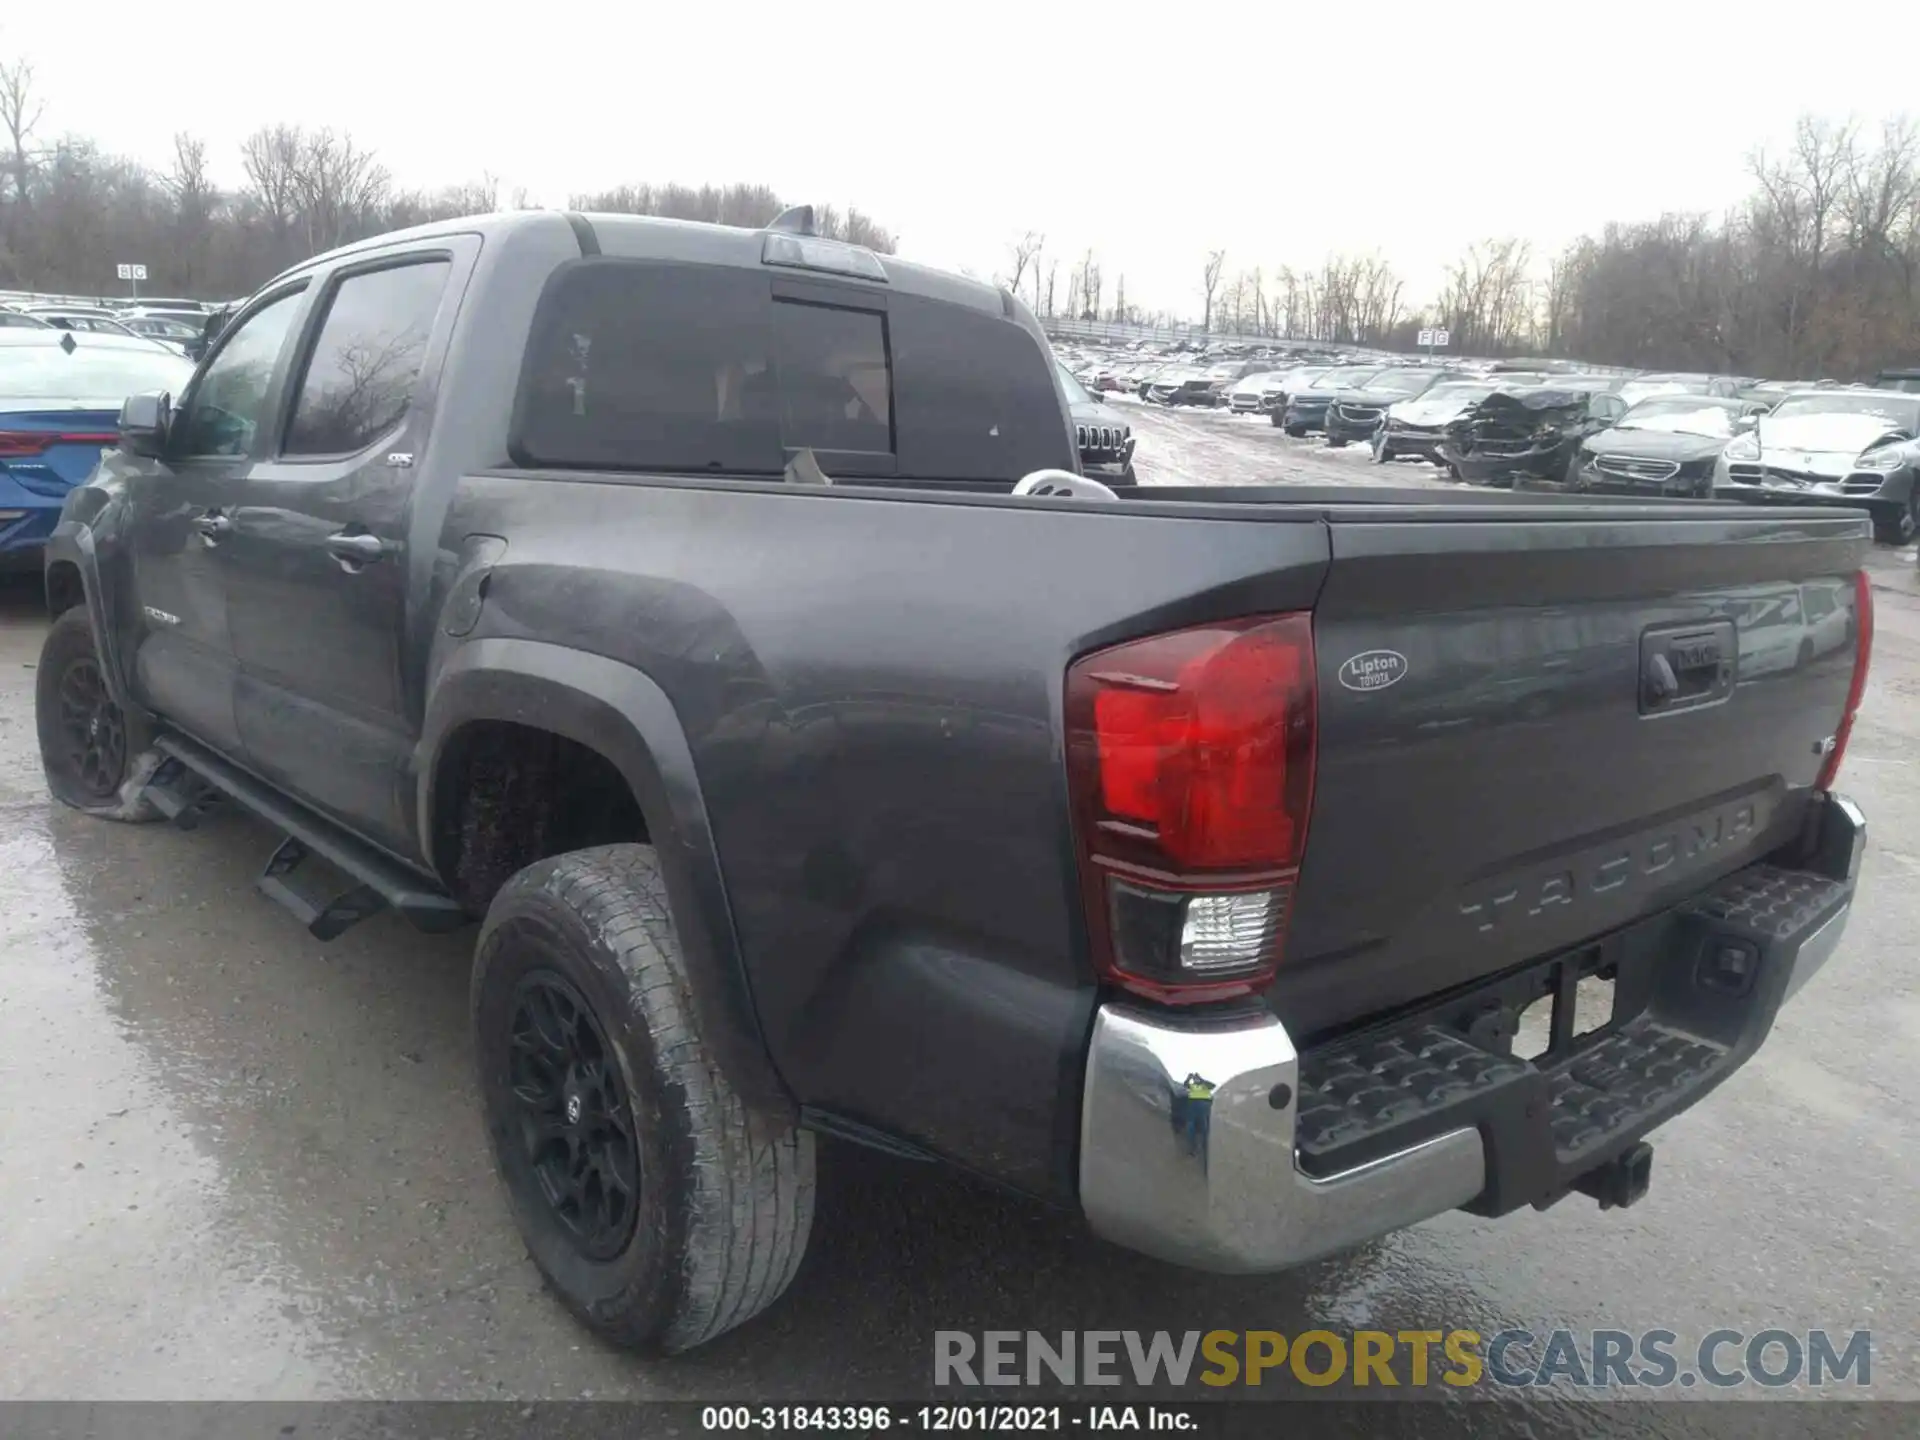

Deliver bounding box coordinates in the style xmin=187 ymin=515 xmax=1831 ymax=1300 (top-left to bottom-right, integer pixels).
xmin=4 ymin=48 xmax=1913 ymax=382
xmin=1009 ymin=114 xmax=1920 ymax=381
xmin=0 ymin=57 xmax=895 ymax=302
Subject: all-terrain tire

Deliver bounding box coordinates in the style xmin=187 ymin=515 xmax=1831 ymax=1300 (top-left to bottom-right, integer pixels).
xmin=34 ymin=606 xmax=161 ymax=823
xmin=472 ymin=843 xmax=814 ymax=1353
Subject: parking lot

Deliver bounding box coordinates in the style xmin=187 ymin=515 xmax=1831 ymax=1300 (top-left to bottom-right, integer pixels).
xmin=2 ymin=510 xmax=1917 ymax=1413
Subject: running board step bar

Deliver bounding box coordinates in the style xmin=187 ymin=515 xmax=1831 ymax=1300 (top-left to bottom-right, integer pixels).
xmin=150 ymin=734 xmax=469 ymax=940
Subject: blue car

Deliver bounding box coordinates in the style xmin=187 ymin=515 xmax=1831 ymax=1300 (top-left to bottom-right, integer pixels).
xmin=0 ymin=329 xmax=194 ymax=571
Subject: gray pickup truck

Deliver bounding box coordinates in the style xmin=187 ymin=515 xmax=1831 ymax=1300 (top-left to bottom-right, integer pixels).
xmin=37 ymin=207 xmax=1871 ymax=1355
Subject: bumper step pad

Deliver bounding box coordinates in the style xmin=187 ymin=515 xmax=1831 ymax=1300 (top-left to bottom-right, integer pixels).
xmin=1293 ymin=854 xmax=1855 ymax=1212
xmin=1296 ymin=1027 xmax=1529 ymax=1159
xmin=1547 ymin=1017 xmax=1725 ymax=1162
xmin=1680 ymin=865 xmax=1849 ymax=942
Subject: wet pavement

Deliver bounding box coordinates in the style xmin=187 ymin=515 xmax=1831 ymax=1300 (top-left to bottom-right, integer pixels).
xmin=2 ymin=532 xmax=1918 ymax=1410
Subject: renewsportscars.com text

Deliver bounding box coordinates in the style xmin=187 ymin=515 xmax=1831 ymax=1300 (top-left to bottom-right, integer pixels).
xmin=933 ymin=1328 xmax=1872 ymax=1390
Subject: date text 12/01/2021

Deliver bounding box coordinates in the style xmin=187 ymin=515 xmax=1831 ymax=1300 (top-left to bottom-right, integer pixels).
xmin=700 ymin=1407 xmax=1196 ymax=1431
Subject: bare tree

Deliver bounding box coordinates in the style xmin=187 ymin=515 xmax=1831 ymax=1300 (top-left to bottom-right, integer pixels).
xmin=164 ymin=134 xmax=216 ymax=289
xmin=291 ymin=128 xmax=391 ymax=252
xmin=0 ymin=55 xmax=41 ymax=206
xmin=1202 ymin=249 xmax=1226 ymax=332
xmin=1002 ymin=230 xmax=1043 ymax=297
xmin=240 ymin=123 xmax=303 ymax=246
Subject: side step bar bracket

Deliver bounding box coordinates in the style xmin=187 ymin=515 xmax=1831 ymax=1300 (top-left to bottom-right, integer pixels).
xmin=140 ymin=756 xmax=223 ymax=830
xmin=257 ymin=836 xmax=389 ymax=941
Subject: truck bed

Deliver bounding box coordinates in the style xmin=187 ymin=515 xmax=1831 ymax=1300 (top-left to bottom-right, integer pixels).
xmin=441 ymin=467 xmax=1869 ymax=1200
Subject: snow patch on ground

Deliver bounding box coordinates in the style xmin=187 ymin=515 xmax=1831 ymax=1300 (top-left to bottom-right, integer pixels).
xmin=1123 ymin=401 xmax=1457 ymax=491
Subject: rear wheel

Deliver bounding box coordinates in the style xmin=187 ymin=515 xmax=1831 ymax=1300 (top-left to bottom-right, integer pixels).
xmin=472 ymin=844 xmax=815 ymax=1353
xmin=34 ymin=607 xmax=160 ymax=822
xmin=1284 ymin=423 xmax=1308 ymax=438
xmin=1325 ymin=432 xmax=1349 ymax=450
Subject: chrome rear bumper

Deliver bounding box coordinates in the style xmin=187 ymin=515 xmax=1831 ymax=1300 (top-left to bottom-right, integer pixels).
xmin=1079 ymin=793 xmax=1865 ymax=1273
xmin=1079 ymin=1005 xmax=1484 ymax=1273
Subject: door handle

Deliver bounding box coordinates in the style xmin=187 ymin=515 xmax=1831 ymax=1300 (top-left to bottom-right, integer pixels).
xmin=325 ymin=531 xmax=390 ymax=567
xmin=193 ymin=511 xmax=232 ymax=542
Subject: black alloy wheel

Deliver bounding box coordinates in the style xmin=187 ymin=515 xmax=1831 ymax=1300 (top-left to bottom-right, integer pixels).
xmin=504 ymin=970 xmax=640 ymax=1261
xmin=54 ymin=654 xmax=126 ymax=801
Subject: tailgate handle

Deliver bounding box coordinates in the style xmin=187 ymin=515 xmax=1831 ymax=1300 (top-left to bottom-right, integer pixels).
xmin=1640 ymin=623 xmax=1735 ymax=715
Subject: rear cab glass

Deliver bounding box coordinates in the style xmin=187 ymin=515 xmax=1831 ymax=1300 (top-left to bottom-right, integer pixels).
xmin=510 ymin=257 xmax=1070 ymax=482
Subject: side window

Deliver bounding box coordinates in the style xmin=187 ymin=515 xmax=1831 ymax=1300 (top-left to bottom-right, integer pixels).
xmin=173 ymin=289 xmax=305 ymax=458
xmin=772 ymin=300 xmax=891 ymax=455
xmin=284 ymin=260 xmax=450 ymax=456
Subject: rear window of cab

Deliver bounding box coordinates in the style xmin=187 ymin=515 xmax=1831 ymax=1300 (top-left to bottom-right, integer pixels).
xmin=509 ymin=258 xmax=1071 ymax=482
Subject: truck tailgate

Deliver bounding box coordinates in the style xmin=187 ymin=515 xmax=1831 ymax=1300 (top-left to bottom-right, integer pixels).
xmin=1274 ymin=506 xmax=1870 ymax=1040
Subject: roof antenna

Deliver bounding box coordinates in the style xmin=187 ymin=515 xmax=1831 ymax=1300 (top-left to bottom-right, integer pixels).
xmin=767 ymin=204 xmax=817 ymax=237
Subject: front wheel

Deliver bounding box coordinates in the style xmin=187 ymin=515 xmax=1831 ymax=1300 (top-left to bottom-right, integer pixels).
xmin=472 ymin=844 xmax=815 ymax=1353
xmin=1325 ymin=433 xmax=1349 ymax=450
xmin=1872 ymin=489 xmax=1919 ymax=546
xmin=1370 ymin=433 xmax=1394 ymax=464
xmin=1284 ymin=423 xmax=1308 ymax=438
xmin=35 ymin=606 xmax=160 ymax=822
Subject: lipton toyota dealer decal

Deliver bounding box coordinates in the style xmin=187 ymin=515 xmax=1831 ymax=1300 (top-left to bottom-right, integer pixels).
xmin=1337 ymin=649 xmax=1408 ymax=692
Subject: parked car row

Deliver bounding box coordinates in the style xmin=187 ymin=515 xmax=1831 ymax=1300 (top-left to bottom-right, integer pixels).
xmin=0 ymin=290 xmax=232 ymax=361
xmin=1055 ymin=328 xmax=1920 ymax=545
xmin=1286 ymin=361 xmax=1920 ymax=546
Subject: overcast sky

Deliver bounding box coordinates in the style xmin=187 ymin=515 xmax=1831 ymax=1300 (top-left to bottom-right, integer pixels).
xmin=6 ymin=2 xmax=1912 ymax=314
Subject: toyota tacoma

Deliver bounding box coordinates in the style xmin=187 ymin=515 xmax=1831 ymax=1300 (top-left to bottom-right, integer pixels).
xmin=38 ymin=208 xmax=1872 ymax=1356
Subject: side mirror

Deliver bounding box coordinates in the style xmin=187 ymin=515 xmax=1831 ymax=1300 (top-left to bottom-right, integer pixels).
xmin=119 ymin=391 xmax=172 ymax=458
xmin=1732 ymin=414 xmax=1759 ymax=433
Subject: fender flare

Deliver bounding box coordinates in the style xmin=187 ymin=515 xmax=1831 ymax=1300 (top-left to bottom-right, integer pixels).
xmin=43 ymin=521 xmax=138 ymax=712
xmin=417 ymin=637 xmax=792 ymax=1119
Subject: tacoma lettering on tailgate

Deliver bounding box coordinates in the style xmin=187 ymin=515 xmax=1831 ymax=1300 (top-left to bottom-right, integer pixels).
xmin=1459 ymin=799 xmax=1761 ymax=934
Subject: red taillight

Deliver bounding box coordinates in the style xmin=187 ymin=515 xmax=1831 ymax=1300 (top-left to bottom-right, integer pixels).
xmin=1817 ymin=570 xmax=1873 ymax=792
xmin=1066 ymin=613 xmax=1317 ymax=1004
xmin=0 ymin=430 xmax=118 ymax=458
